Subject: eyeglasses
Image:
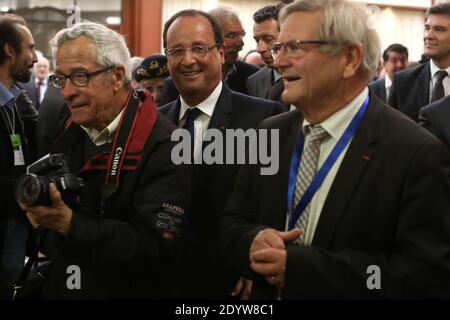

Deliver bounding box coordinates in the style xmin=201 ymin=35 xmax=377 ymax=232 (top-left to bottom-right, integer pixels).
xmin=224 ymin=31 xmax=246 ymax=40
xmin=271 ymin=40 xmax=333 ymax=58
xmin=49 ymin=66 xmax=115 ymax=89
xmin=164 ymin=43 xmax=222 ymax=60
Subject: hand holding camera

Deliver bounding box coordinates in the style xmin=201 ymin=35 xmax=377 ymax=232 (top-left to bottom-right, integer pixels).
xmin=15 ymin=154 xmax=85 ymax=235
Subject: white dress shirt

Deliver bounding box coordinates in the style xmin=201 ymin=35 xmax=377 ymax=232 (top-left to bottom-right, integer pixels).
xmin=384 ymin=74 xmax=392 ymax=100
xmin=178 ymin=82 xmax=222 ymax=162
xmin=296 ymin=88 xmax=369 ymax=245
xmin=429 ymin=61 xmax=450 ymax=102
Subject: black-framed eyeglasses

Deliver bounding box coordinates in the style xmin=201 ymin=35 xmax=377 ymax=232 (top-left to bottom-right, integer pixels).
xmin=224 ymin=31 xmax=246 ymax=40
xmin=271 ymin=40 xmax=333 ymax=58
xmin=49 ymin=66 xmax=115 ymax=89
xmin=164 ymin=43 xmax=222 ymax=61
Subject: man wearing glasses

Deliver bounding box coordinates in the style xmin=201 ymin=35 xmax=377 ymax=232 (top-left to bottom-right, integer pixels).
xmin=219 ymin=0 xmax=450 ymax=299
xmin=159 ymin=10 xmax=283 ymax=299
xmin=17 ymin=21 xmax=189 ymax=299
xmin=208 ymin=5 xmax=260 ymax=95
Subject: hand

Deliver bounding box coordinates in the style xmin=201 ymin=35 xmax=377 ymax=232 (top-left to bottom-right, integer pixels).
xmin=249 ymin=228 xmax=300 ymax=288
xmin=231 ymin=277 xmax=253 ymax=300
xmin=19 ymin=183 xmax=73 ymax=235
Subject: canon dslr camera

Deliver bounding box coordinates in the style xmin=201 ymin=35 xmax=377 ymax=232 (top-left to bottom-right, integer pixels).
xmin=15 ymin=154 xmax=85 ymax=207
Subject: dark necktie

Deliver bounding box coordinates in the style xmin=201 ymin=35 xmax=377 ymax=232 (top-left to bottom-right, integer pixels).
xmin=431 ymin=70 xmax=448 ymax=103
xmin=36 ymin=80 xmax=44 ymax=108
xmin=182 ymin=107 xmax=202 ymax=155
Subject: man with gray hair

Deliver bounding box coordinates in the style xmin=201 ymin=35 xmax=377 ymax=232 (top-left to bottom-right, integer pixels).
xmin=17 ymin=21 xmax=188 ymax=299
xmin=219 ymin=0 xmax=450 ymax=299
xmin=208 ymin=5 xmax=260 ymax=95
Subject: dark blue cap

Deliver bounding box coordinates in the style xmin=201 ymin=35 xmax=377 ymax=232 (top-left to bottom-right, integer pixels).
xmin=133 ymin=54 xmax=169 ymax=81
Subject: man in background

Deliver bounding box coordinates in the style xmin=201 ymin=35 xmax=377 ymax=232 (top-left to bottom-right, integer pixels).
xmin=369 ymin=43 xmax=408 ymax=103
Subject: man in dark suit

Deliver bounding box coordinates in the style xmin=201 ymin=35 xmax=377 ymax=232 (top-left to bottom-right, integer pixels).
xmin=369 ymin=43 xmax=408 ymax=103
xmin=388 ymin=2 xmax=450 ymax=122
xmin=419 ymin=95 xmax=450 ymax=148
xmin=247 ymin=4 xmax=290 ymax=112
xmin=209 ymin=6 xmax=260 ymax=95
xmin=36 ymin=83 xmax=68 ymax=156
xmin=159 ymin=9 xmax=283 ymax=299
xmin=219 ymin=0 xmax=450 ymax=299
xmin=20 ymin=55 xmax=50 ymax=110
xmin=0 ymin=14 xmax=37 ymax=299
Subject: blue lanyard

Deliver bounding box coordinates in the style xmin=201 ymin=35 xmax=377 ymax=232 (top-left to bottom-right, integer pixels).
xmin=287 ymin=96 xmax=370 ymax=230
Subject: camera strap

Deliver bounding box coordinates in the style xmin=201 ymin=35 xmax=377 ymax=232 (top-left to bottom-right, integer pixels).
xmin=101 ymin=91 xmax=140 ymax=200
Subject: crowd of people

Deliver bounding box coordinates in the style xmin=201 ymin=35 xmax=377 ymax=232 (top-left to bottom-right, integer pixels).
xmin=0 ymin=0 xmax=449 ymax=300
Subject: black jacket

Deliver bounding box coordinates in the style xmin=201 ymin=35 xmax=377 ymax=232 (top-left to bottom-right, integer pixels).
xmin=160 ymin=85 xmax=283 ymax=299
xmin=40 ymin=94 xmax=189 ymax=299
xmin=220 ymin=93 xmax=450 ymax=299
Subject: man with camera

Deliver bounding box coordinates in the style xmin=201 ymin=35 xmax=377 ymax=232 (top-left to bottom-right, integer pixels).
xmin=0 ymin=14 xmax=38 ymax=300
xmin=16 ymin=21 xmax=189 ymax=299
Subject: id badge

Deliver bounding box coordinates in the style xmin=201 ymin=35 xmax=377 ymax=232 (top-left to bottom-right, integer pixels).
xmin=10 ymin=134 xmax=25 ymax=166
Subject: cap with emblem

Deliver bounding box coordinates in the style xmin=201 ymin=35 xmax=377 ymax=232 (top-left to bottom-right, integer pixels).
xmin=132 ymin=54 xmax=169 ymax=82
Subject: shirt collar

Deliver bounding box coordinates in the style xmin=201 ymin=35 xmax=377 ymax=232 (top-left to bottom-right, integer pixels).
xmin=273 ymin=69 xmax=282 ymax=83
xmin=384 ymin=74 xmax=392 ymax=89
xmin=179 ymin=81 xmax=223 ymax=120
xmin=81 ymin=108 xmax=124 ymax=146
xmin=0 ymin=82 xmax=21 ymax=108
xmin=302 ymin=87 xmax=369 ymax=142
xmin=430 ymin=60 xmax=450 ymax=78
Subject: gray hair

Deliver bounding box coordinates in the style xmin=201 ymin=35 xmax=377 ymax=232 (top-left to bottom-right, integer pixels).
xmin=51 ymin=21 xmax=132 ymax=83
xmin=280 ymin=0 xmax=381 ymax=79
xmin=208 ymin=5 xmax=240 ymax=26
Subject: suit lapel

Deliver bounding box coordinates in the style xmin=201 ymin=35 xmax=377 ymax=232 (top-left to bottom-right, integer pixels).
xmin=312 ymin=95 xmax=380 ymax=248
xmin=418 ymin=63 xmax=431 ymax=108
xmin=380 ymin=79 xmax=387 ymax=102
xmin=165 ymin=99 xmax=181 ymax=125
xmin=208 ymin=84 xmax=233 ymax=130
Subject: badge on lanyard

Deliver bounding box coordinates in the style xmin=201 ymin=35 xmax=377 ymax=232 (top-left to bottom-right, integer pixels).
xmin=10 ymin=134 xmax=25 ymax=166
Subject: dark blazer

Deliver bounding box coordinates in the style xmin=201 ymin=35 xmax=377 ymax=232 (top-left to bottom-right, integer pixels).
xmin=388 ymin=62 xmax=431 ymax=122
xmin=159 ymin=84 xmax=283 ymax=299
xmin=368 ymin=78 xmax=387 ymax=102
xmin=419 ymin=95 xmax=450 ymax=149
xmin=219 ymin=92 xmax=450 ymax=299
xmin=19 ymin=76 xmax=37 ymax=108
xmin=247 ymin=67 xmax=290 ymax=111
xmin=226 ymin=60 xmax=260 ymax=96
xmin=41 ymin=101 xmax=189 ymax=299
xmin=36 ymin=85 xmax=69 ymax=156
xmin=247 ymin=66 xmax=272 ymax=99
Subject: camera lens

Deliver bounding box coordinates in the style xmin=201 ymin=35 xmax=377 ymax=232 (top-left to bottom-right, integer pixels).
xmin=15 ymin=174 xmax=44 ymax=206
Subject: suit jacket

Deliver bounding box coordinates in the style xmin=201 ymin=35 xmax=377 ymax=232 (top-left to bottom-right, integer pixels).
xmin=388 ymin=62 xmax=431 ymax=122
xmin=247 ymin=66 xmax=273 ymax=99
xmin=226 ymin=60 xmax=260 ymax=96
xmin=419 ymin=95 xmax=450 ymax=149
xmin=219 ymin=92 xmax=450 ymax=299
xmin=36 ymin=85 xmax=69 ymax=156
xmin=19 ymin=75 xmax=48 ymax=110
xmin=159 ymin=85 xmax=283 ymax=299
xmin=41 ymin=96 xmax=189 ymax=299
xmin=247 ymin=67 xmax=290 ymax=111
xmin=368 ymin=78 xmax=387 ymax=102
